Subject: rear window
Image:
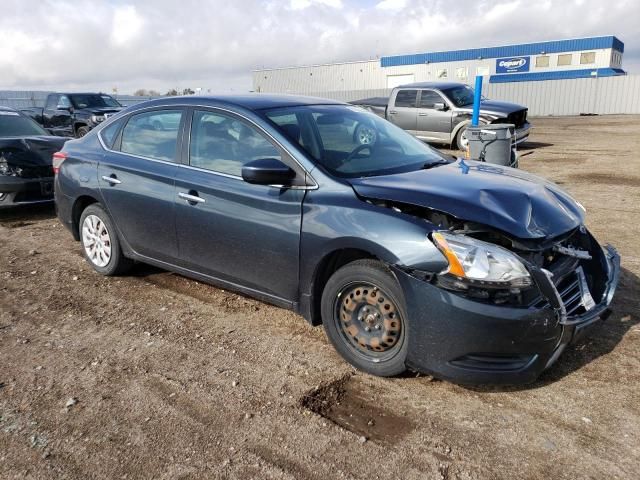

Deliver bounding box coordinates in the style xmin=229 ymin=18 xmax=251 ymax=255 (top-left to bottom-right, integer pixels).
xmin=0 ymin=111 xmax=49 ymax=137
xmin=99 ymin=117 xmax=125 ymax=148
xmin=394 ymin=90 xmax=417 ymax=108
xmin=120 ymin=110 xmax=183 ymax=162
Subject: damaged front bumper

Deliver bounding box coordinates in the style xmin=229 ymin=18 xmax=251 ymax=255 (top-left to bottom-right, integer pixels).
xmin=393 ymin=244 xmax=620 ymax=385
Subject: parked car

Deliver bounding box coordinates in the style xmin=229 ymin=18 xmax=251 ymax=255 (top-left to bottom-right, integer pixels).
xmin=23 ymin=92 xmax=123 ymax=138
xmin=351 ymin=81 xmax=531 ymax=150
xmin=0 ymin=107 xmax=68 ymax=208
xmin=53 ymin=95 xmax=618 ymax=385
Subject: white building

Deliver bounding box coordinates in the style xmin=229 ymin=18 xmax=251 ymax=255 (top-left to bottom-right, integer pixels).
xmin=253 ymin=36 xmax=625 ymax=99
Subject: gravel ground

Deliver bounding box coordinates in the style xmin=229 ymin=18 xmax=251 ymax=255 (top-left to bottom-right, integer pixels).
xmin=1 ymin=115 xmax=639 ymax=479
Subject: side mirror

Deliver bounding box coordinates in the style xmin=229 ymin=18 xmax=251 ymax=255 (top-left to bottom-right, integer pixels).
xmin=242 ymin=158 xmax=296 ymax=186
xmin=433 ymin=102 xmax=448 ymax=111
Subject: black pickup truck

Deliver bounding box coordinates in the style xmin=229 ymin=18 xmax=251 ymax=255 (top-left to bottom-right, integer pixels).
xmin=23 ymin=93 xmax=123 ymax=138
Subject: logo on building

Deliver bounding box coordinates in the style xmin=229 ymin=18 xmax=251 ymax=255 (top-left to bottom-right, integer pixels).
xmin=496 ymin=56 xmax=530 ymax=73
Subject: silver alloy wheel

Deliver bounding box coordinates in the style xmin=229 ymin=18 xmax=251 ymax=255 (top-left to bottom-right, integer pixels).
xmin=357 ymin=126 xmax=377 ymax=145
xmin=82 ymin=214 xmax=112 ymax=268
xmin=458 ymin=127 xmax=469 ymax=150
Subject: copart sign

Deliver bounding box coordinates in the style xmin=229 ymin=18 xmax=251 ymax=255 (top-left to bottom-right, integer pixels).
xmin=496 ymin=57 xmax=530 ymax=73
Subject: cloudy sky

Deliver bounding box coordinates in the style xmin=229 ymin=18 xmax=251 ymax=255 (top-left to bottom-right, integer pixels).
xmin=1 ymin=0 xmax=638 ymax=95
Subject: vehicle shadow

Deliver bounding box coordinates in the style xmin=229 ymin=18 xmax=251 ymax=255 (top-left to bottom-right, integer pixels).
xmin=0 ymin=203 xmax=56 ymax=227
xmin=462 ymin=266 xmax=640 ymax=393
xmin=518 ymin=141 xmax=554 ymax=150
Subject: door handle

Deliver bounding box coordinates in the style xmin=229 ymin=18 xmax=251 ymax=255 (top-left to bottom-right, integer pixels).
xmin=389 ymin=110 xmax=398 ymax=114
xmin=418 ymin=112 xmax=428 ymax=116
xmin=178 ymin=192 xmax=205 ymax=204
xmin=101 ymin=175 xmax=121 ymax=185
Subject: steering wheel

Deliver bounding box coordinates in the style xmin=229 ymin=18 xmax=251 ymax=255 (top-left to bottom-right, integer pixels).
xmin=344 ymin=144 xmax=373 ymax=164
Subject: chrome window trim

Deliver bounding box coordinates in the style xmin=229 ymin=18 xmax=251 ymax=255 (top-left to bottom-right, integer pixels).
xmin=97 ymin=103 xmax=319 ymax=190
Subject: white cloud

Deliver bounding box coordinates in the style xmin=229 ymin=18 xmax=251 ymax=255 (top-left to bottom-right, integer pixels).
xmin=0 ymin=0 xmax=637 ymax=94
xmin=110 ymin=5 xmax=144 ymax=47
xmin=376 ymin=0 xmax=408 ymax=10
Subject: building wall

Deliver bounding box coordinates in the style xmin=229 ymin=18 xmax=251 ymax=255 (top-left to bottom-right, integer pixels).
xmin=254 ymin=47 xmax=619 ymax=94
xmin=257 ymin=74 xmax=640 ymax=117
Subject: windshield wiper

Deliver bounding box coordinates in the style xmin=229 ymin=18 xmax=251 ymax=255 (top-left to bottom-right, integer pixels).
xmin=422 ymin=160 xmax=448 ymax=170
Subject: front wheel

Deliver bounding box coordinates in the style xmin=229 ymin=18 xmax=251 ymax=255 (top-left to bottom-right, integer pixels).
xmin=76 ymin=126 xmax=90 ymax=138
xmin=321 ymin=259 xmax=408 ymax=377
xmin=79 ymin=204 xmax=132 ymax=276
xmin=455 ymin=125 xmax=469 ymax=151
xmin=353 ymin=123 xmax=378 ymax=145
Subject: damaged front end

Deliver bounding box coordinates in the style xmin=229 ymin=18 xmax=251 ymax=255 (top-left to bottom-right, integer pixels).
xmin=368 ymin=198 xmax=620 ymax=385
xmin=0 ymin=137 xmax=64 ymax=208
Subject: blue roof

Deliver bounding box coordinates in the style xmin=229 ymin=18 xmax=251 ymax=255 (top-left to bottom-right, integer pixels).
xmin=489 ymin=68 xmax=626 ymax=83
xmin=381 ymin=36 xmax=624 ymax=67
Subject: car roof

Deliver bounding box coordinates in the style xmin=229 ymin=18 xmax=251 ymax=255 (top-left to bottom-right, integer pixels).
xmin=397 ymin=81 xmax=469 ymax=89
xmin=128 ymin=94 xmax=346 ymax=112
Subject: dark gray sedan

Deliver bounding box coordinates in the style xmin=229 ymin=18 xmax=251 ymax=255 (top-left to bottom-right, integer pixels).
xmin=53 ymin=95 xmax=618 ymax=385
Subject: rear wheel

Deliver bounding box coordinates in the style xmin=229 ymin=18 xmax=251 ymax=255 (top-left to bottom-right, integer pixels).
xmin=321 ymin=259 xmax=408 ymax=376
xmin=79 ymin=204 xmax=132 ymax=276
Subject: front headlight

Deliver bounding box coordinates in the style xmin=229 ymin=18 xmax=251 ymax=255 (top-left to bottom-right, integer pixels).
xmin=91 ymin=115 xmax=105 ymax=123
xmin=432 ymin=232 xmax=531 ymax=288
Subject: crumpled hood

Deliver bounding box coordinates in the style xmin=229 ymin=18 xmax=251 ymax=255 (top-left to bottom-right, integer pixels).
xmin=0 ymin=136 xmax=68 ymax=175
xmin=456 ymin=99 xmax=526 ymax=117
xmin=349 ymin=160 xmax=584 ymax=239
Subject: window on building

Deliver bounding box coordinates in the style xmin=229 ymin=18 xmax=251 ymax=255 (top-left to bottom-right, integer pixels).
xmin=476 ymin=66 xmax=490 ymax=76
xmin=189 ymin=110 xmax=280 ymax=177
xmin=456 ymin=67 xmax=468 ymax=80
xmin=536 ymin=56 xmax=550 ymax=68
xmin=557 ymin=54 xmax=572 ymax=66
xmin=120 ymin=110 xmax=183 ymax=162
xmin=580 ymin=51 xmax=596 ymax=64
xmin=437 ymin=68 xmax=448 ymax=79
xmin=394 ymin=90 xmax=418 ymax=108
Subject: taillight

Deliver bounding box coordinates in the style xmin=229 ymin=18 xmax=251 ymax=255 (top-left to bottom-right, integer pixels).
xmin=52 ymin=151 xmax=67 ymax=174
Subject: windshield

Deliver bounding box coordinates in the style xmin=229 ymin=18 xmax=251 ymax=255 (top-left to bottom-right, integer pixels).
xmin=0 ymin=111 xmax=49 ymax=137
xmin=70 ymin=94 xmax=122 ymax=109
xmin=441 ymin=85 xmax=476 ymax=107
xmin=263 ymin=105 xmax=448 ymax=178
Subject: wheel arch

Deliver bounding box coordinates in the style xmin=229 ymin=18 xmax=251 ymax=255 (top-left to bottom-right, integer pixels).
xmin=306 ymin=247 xmax=384 ymax=326
xmin=71 ymin=195 xmax=100 ymax=240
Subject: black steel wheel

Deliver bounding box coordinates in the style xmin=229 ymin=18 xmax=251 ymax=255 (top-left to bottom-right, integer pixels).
xmin=321 ymin=259 xmax=408 ymax=376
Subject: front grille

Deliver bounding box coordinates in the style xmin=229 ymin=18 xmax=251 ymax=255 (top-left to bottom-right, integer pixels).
xmin=507 ymin=109 xmax=527 ymax=129
xmin=531 ymin=266 xmax=595 ymax=318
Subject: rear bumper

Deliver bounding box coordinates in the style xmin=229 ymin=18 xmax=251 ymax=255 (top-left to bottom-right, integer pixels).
xmin=394 ymin=244 xmax=620 ymax=385
xmin=0 ymin=175 xmax=54 ymax=208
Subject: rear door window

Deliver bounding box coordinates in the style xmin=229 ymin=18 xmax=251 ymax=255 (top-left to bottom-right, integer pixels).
xmin=394 ymin=90 xmax=418 ymax=108
xmin=120 ymin=110 xmax=183 ymax=162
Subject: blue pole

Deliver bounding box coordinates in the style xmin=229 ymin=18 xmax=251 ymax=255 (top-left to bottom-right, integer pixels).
xmin=471 ymin=75 xmax=483 ymax=126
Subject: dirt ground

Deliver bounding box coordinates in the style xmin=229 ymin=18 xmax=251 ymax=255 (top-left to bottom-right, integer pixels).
xmin=1 ymin=115 xmax=639 ymax=479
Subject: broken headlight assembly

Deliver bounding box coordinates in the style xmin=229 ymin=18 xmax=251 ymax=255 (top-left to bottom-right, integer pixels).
xmin=0 ymin=156 xmax=23 ymax=177
xmin=431 ymin=232 xmax=532 ymax=297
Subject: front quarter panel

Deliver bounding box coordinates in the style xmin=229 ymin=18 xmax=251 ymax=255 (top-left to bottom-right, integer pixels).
xmin=300 ymin=183 xmax=448 ymax=291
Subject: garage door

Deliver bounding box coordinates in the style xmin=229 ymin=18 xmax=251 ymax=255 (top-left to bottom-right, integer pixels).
xmin=386 ymin=74 xmax=415 ymax=89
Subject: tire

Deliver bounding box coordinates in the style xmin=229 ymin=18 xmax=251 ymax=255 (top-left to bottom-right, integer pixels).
xmin=76 ymin=126 xmax=90 ymax=138
xmin=455 ymin=125 xmax=469 ymax=151
xmin=353 ymin=123 xmax=378 ymax=146
xmin=79 ymin=204 xmax=132 ymax=276
xmin=321 ymin=259 xmax=408 ymax=377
